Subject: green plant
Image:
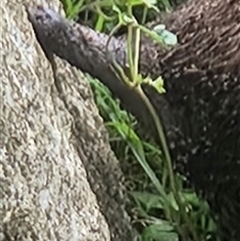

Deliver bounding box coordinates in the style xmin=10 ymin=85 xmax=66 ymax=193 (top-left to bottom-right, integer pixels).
xmin=60 ymin=1 xmax=218 ymax=240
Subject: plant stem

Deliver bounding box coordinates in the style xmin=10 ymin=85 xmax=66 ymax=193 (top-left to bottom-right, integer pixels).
xmin=125 ymin=20 xmax=199 ymax=241
xmin=107 ymin=4 xmax=200 ymax=241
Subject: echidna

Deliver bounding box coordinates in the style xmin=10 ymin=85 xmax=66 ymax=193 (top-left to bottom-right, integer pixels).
xmin=142 ymin=1 xmax=240 ymax=240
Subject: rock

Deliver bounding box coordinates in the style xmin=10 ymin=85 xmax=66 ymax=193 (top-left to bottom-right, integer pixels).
xmin=0 ymin=1 xmax=136 ymax=240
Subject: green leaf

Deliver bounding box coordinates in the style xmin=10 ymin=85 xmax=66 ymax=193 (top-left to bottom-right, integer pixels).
xmin=153 ymin=25 xmax=178 ymax=46
xmin=153 ymin=24 xmax=166 ymax=32
xmin=142 ymin=224 xmax=178 ymax=241
xmin=152 ymin=76 xmax=166 ymax=94
xmin=130 ymin=191 xmax=164 ymax=211
xmin=138 ymin=25 xmax=164 ymax=44
xmin=106 ymin=122 xmax=168 ymax=200
xmin=95 ymin=14 xmax=105 ymax=32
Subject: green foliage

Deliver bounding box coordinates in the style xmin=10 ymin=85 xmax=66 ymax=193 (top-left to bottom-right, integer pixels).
xmin=87 ymin=77 xmax=218 ymax=241
xmin=60 ymin=0 xmax=219 ymax=240
xmin=60 ymin=0 xmax=171 ymax=32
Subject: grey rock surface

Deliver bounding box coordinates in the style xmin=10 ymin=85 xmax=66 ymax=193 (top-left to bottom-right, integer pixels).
xmin=0 ymin=1 xmax=136 ymax=241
